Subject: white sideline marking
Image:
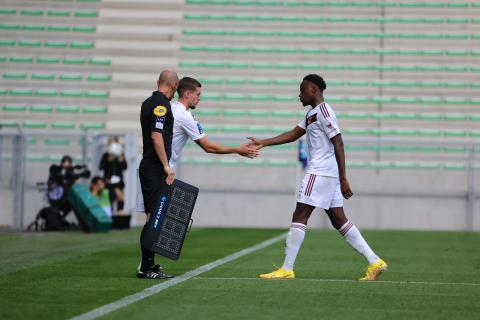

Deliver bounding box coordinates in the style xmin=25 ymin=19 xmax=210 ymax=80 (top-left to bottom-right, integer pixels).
xmin=69 ymin=233 xmax=287 ymax=320
xmin=193 ymin=277 xmax=480 ymax=287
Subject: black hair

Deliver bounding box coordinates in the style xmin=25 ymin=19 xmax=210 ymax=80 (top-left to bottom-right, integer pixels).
xmin=177 ymin=77 xmax=202 ymax=97
xmin=90 ymin=176 xmax=104 ymax=186
xmin=61 ymin=155 xmax=72 ymax=164
xmin=303 ymin=74 xmax=327 ymax=91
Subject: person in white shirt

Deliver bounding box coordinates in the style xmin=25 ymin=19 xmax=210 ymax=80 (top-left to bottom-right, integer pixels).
xmin=170 ymin=77 xmax=258 ymax=172
xmin=248 ymin=74 xmax=387 ymax=281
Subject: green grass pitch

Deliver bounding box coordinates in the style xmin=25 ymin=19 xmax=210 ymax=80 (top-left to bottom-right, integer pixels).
xmin=1 ymin=228 xmax=479 ymax=319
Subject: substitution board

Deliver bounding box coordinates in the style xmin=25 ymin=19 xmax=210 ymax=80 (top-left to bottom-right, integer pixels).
xmin=141 ymin=179 xmax=199 ymax=260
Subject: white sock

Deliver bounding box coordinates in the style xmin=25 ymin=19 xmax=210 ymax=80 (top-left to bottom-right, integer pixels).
xmin=339 ymin=221 xmax=379 ymax=265
xmin=282 ymin=223 xmax=307 ymax=271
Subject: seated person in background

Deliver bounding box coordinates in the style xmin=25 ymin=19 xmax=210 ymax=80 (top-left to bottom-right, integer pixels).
xmin=48 ymin=155 xmax=90 ymax=217
xmin=90 ymin=176 xmax=112 ymax=217
xmin=99 ymin=137 xmax=127 ymax=213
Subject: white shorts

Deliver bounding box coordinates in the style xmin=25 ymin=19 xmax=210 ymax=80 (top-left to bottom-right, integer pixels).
xmin=297 ymin=174 xmax=343 ymax=209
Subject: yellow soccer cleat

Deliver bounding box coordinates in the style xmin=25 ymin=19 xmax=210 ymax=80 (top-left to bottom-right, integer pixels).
xmin=359 ymin=259 xmax=388 ymax=281
xmin=259 ymin=268 xmax=295 ymax=279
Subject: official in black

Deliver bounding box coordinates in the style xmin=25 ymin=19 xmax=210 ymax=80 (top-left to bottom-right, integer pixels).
xmin=137 ymin=70 xmax=179 ymax=279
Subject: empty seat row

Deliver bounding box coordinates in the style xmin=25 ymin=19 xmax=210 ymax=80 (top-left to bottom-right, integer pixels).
xmin=187 ymin=93 xmax=480 ymax=105
xmin=185 ymin=14 xmax=480 ymax=24
xmin=0 ymin=40 xmax=94 ymax=49
xmin=194 ymin=109 xmax=480 ymax=122
xmin=183 ymin=29 xmax=480 ymax=40
xmin=186 ymin=0 xmax=480 ymax=8
xmin=0 ymin=8 xmax=98 ymax=18
xmin=2 ymin=72 xmax=111 ymax=82
xmin=179 ymin=61 xmax=478 ymax=73
xmin=194 ymin=125 xmax=480 ymax=137
xmin=0 ymin=55 xmax=110 ymax=65
xmin=181 ymin=46 xmax=480 ymax=56
xmin=2 ymin=105 xmax=107 ymax=113
xmin=179 ymin=157 xmax=476 ymax=171
xmin=0 ymin=120 xmax=105 ymax=130
xmin=0 ymin=24 xmax=96 ymax=33
xmin=196 ymin=77 xmax=479 ymax=89
xmin=0 ymin=88 xmax=109 ymax=98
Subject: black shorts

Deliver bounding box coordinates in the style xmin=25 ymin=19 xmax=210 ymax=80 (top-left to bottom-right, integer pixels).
xmin=139 ymin=158 xmax=168 ymax=214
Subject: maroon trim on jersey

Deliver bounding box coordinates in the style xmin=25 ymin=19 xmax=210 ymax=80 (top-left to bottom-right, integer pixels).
xmin=320 ymin=104 xmax=330 ymax=118
xmin=305 ymin=174 xmax=316 ymax=196
xmin=306 ymin=113 xmax=317 ymax=126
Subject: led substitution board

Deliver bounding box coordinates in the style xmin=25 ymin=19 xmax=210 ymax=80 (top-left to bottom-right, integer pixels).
xmin=141 ymin=179 xmax=199 ymax=260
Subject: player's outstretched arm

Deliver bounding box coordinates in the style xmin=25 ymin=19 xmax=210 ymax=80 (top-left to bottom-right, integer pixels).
xmin=195 ymin=136 xmax=259 ymax=159
xmin=247 ymin=125 xmax=305 ymax=149
xmin=331 ymin=134 xmax=353 ymax=199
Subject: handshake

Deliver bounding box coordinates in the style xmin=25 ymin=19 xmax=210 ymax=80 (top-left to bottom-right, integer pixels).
xmin=237 ymin=137 xmax=264 ymax=159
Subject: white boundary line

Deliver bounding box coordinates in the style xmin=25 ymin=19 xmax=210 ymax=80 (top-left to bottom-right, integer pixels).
xmin=69 ymin=233 xmax=287 ymax=320
xmin=193 ymin=276 xmax=480 ymax=287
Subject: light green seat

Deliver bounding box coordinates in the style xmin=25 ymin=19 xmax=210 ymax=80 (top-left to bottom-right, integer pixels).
xmin=419 ymin=113 xmax=442 ymax=121
xmin=71 ymin=42 xmax=94 ymax=49
xmin=19 ymin=40 xmax=42 ymax=47
xmin=52 ymin=122 xmax=76 ymax=129
xmin=247 ymin=126 xmax=270 ymax=133
xmin=0 ymin=120 xmax=19 ymax=127
xmin=444 ymin=98 xmax=469 ymax=105
xmin=32 ymin=73 xmax=55 ymax=80
xmin=72 ymin=26 xmax=96 ymax=33
xmin=47 ymin=10 xmax=70 ymax=17
xmin=3 ymin=105 xmax=27 ymax=112
xmin=444 ymin=130 xmax=468 ymax=137
xmin=47 ymin=26 xmax=71 ymax=32
xmin=272 ymin=110 xmax=298 ymax=118
xmin=23 ymin=25 xmax=46 ymax=31
xmin=224 ymin=110 xmax=245 ymax=117
xmin=194 ymin=109 xmax=220 ymax=117
xmin=37 ymin=57 xmax=60 ymax=64
xmin=445 ymin=114 xmax=468 ymax=121
xmin=418 ymin=129 xmax=442 ymax=137
xmin=81 ymin=122 xmax=105 ymax=130
xmin=341 ymin=112 xmax=370 ymax=119
xmin=3 ymin=72 xmax=27 ymax=80
xmin=0 ymin=9 xmax=16 ymax=15
xmin=45 ymin=138 xmax=70 ymax=145
xmin=87 ymin=74 xmax=111 ymax=82
xmin=60 ymin=90 xmax=83 ymax=97
xmin=85 ymin=91 xmax=109 ymax=98
xmin=0 ymin=88 xmax=8 ymax=95
xmin=90 ymin=58 xmax=111 ymax=66
xmin=45 ymin=41 xmax=67 ymax=48
xmin=75 ymin=11 xmax=98 ymax=17
xmin=7 ymin=56 xmax=32 ymax=63
xmin=60 ymin=74 xmax=83 ymax=81
xmin=11 ymin=89 xmax=34 ymax=96
xmin=57 ymin=106 xmax=80 ymax=113
xmin=83 ymin=106 xmax=107 ymax=113
xmin=248 ymin=110 xmax=269 ymax=117
xmin=30 ymin=105 xmax=53 ymax=113
xmin=36 ymin=89 xmax=57 ymax=97
xmin=21 ymin=9 xmax=43 ymax=16
xmin=64 ymin=58 xmax=87 ymax=65
xmin=0 ymin=40 xmax=16 ymax=46
xmin=23 ymin=121 xmax=47 ymax=129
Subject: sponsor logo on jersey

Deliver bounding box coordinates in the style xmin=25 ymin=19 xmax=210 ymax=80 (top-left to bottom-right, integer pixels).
xmin=153 ymin=195 xmax=168 ymax=229
xmin=153 ymin=105 xmax=167 ymax=116
xmin=306 ymin=113 xmax=317 ymax=126
xmin=197 ymin=123 xmax=204 ymax=134
xmin=155 ymin=116 xmax=165 ymax=129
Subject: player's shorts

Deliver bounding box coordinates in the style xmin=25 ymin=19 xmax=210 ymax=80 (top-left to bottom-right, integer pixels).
xmin=297 ymin=173 xmax=343 ymax=209
xmin=139 ymin=158 xmax=167 ymax=214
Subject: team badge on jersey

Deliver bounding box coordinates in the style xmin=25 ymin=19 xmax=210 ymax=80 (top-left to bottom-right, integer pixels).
xmin=153 ymin=105 xmax=167 ymax=116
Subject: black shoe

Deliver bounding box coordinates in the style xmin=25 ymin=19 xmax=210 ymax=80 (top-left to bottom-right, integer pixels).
xmin=136 ymin=264 xmax=174 ymax=279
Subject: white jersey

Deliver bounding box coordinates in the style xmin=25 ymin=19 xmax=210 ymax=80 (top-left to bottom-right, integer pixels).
xmin=297 ymin=102 xmax=341 ymax=177
xmin=169 ymin=101 xmax=205 ymax=171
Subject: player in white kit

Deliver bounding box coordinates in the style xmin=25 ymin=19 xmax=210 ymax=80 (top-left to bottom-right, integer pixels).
xmin=248 ymin=74 xmax=387 ymax=281
xmin=169 ymin=77 xmax=258 ymax=172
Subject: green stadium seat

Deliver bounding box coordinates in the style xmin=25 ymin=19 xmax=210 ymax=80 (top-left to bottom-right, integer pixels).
xmin=10 ymin=89 xmax=34 ymax=96
xmin=89 ymin=58 xmax=111 ymax=66
xmin=52 ymin=122 xmax=76 ymax=129
xmin=0 ymin=40 xmax=16 ymax=46
xmin=21 ymin=9 xmax=43 ymax=16
xmin=0 ymin=24 xmax=20 ymax=30
xmin=60 ymin=74 xmax=83 ymax=81
xmin=0 ymin=120 xmax=19 ymax=127
xmin=23 ymin=25 xmax=46 ymax=31
xmin=85 ymin=91 xmax=109 ymax=98
xmin=71 ymin=42 xmax=94 ymax=49
xmin=36 ymin=89 xmax=58 ymax=97
xmin=37 ymin=57 xmax=60 ymax=64
xmin=73 ymin=26 xmax=96 ymax=33
xmin=87 ymin=74 xmax=111 ymax=82
xmin=75 ymin=11 xmax=98 ymax=18
xmin=19 ymin=40 xmax=42 ymax=47
xmin=60 ymin=90 xmax=83 ymax=97
xmin=32 ymin=74 xmax=55 ymax=80
xmin=63 ymin=58 xmax=87 ymax=65
xmin=83 ymin=106 xmax=107 ymax=113
xmin=23 ymin=121 xmax=47 ymax=129
xmin=45 ymin=138 xmax=70 ymax=145
xmin=0 ymin=9 xmax=17 ymax=15
xmin=45 ymin=41 xmax=68 ymax=48
xmin=47 ymin=10 xmax=70 ymax=17
xmin=47 ymin=26 xmax=71 ymax=32
xmin=30 ymin=105 xmax=53 ymax=113
xmin=57 ymin=106 xmax=80 ymax=113
xmin=81 ymin=122 xmax=105 ymax=129
xmin=3 ymin=73 xmax=27 ymax=80
xmin=3 ymin=105 xmax=27 ymax=112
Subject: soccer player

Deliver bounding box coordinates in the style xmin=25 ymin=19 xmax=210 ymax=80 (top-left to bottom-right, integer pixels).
xmin=137 ymin=70 xmax=178 ymax=279
xmin=169 ymin=76 xmax=258 ymax=172
xmin=248 ymin=74 xmax=387 ymax=281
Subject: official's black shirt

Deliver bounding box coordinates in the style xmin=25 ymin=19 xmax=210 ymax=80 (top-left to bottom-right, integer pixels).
xmin=140 ymin=91 xmax=174 ymax=162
